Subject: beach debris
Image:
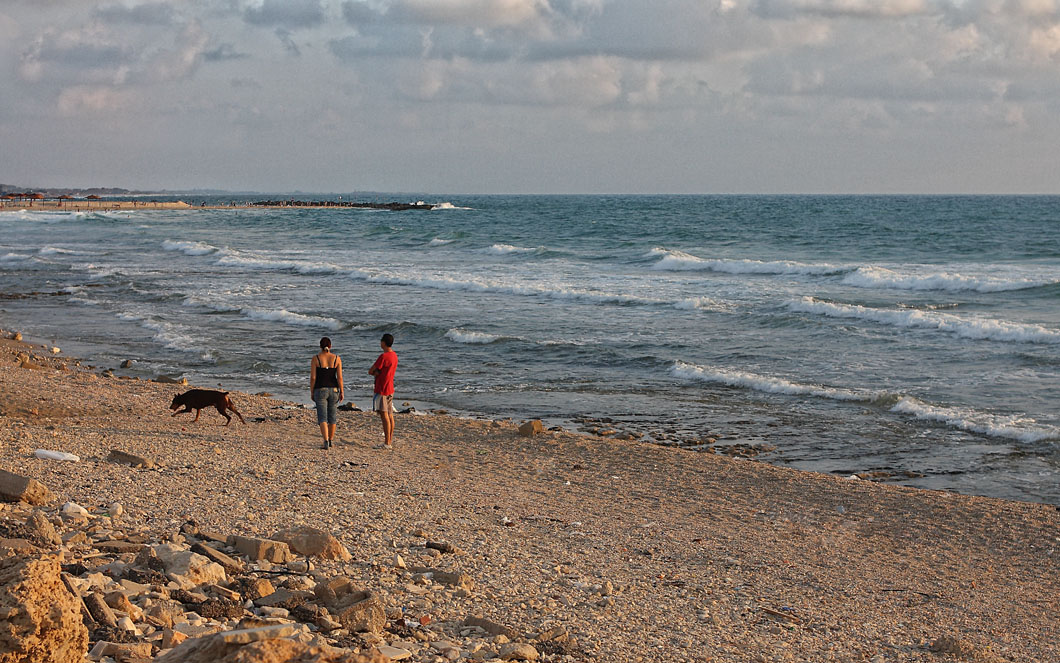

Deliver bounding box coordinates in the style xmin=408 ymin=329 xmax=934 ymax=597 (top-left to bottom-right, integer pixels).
xmin=426 ymin=539 xmax=462 ymax=554
xmin=226 ymin=535 xmax=294 ymax=563
xmin=61 ymin=502 xmax=89 ymax=520
xmin=518 ymin=420 xmax=544 ymax=437
xmin=271 ymin=525 xmax=352 ymax=561
xmin=0 ymin=554 xmax=89 ymax=659
xmin=33 ymin=448 xmax=80 ymax=462
xmin=0 ymin=469 xmax=55 ymax=504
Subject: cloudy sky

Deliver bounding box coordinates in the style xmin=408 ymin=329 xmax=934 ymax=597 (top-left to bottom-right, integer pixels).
xmin=2 ymin=0 xmax=1059 ymax=194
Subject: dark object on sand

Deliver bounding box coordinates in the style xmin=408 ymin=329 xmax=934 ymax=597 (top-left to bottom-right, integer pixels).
xmin=170 ymin=389 xmax=246 ymax=426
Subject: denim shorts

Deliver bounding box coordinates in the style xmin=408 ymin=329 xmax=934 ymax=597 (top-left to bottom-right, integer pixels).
xmin=313 ymin=387 xmax=339 ymax=425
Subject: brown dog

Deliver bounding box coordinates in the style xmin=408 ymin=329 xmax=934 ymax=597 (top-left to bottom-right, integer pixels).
xmin=170 ymin=389 xmax=245 ymax=426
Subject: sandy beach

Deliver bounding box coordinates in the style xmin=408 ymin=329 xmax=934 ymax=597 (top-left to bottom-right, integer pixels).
xmin=1 ymin=332 xmax=1057 ymax=663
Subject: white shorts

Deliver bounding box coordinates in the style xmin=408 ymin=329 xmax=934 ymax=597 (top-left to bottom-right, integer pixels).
xmin=372 ymin=394 xmax=394 ymax=413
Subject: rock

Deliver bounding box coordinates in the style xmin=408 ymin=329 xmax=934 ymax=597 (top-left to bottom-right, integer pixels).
xmin=227 ymin=535 xmax=293 ymax=563
xmin=153 ymin=544 xmax=227 ymax=585
xmin=325 ymin=589 xmax=386 ymax=633
xmin=271 ymin=525 xmax=352 ymax=561
xmin=378 ymin=645 xmax=413 ymax=660
xmin=0 ymin=538 xmax=40 ymax=554
xmin=464 ymin=616 xmax=517 ymax=638
xmin=254 ymin=587 xmax=314 ymax=611
xmin=393 ymin=554 xmax=406 ymax=569
xmin=0 ymin=554 xmax=89 ymax=662
xmin=120 ymin=359 xmax=134 ymax=368
xmin=12 ymin=332 xmax=22 ymax=341
xmin=517 ymin=420 xmax=544 ymax=437
xmin=88 ymin=641 xmax=152 ymax=660
xmin=94 ymin=540 xmax=145 ymax=554
xmin=191 ymin=542 xmax=246 ymax=574
xmin=232 ymin=576 xmax=276 ymax=601
xmin=153 ymin=375 xmax=188 ymax=385
xmin=106 ymin=449 xmax=156 ymax=469
xmin=60 ymin=502 xmax=89 ymax=518
xmin=109 ymin=502 xmax=124 ymax=519
xmin=426 ymin=540 xmax=460 ymax=554
xmin=154 ymin=624 xmax=298 ymax=662
xmin=24 ymin=510 xmax=62 ymax=547
xmin=83 ymin=591 xmax=119 ymax=628
xmin=432 ymin=570 xmax=474 ymax=591
xmin=0 ymin=469 xmax=54 ymax=505
xmin=499 ymin=642 xmax=540 ymax=661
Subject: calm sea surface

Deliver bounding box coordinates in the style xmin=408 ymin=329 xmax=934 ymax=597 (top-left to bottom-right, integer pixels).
xmin=2 ymin=195 xmax=1058 ymax=503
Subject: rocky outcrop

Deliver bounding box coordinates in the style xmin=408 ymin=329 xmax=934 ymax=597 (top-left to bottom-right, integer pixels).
xmin=0 ymin=554 xmax=89 ymax=663
xmin=0 ymin=470 xmax=54 ymax=505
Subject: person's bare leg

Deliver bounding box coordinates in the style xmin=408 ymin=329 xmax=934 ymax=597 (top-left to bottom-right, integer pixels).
xmin=377 ymin=410 xmax=394 ymax=447
xmin=319 ymin=422 xmax=329 ymax=447
xmin=328 ymin=423 xmax=337 ymax=444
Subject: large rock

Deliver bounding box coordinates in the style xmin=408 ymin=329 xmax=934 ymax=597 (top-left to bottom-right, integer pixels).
xmin=271 ymin=526 xmax=351 ymax=561
xmin=153 ymin=544 xmax=226 ymax=586
xmin=517 ymin=420 xmax=544 ymax=437
xmin=0 ymin=470 xmax=54 ymax=505
xmin=227 ymin=535 xmax=293 ymax=563
xmin=329 ymin=590 xmax=386 ymax=633
xmin=0 ymin=554 xmax=89 ymax=663
xmin=24 ymin=511 xmax=62 ymax=548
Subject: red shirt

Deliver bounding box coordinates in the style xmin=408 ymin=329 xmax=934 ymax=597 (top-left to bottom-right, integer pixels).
xmin=372 ymin=350 xmax=397 ymax=395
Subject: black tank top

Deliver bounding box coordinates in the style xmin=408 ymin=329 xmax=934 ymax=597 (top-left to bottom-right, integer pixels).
xmin=315 ymin=365 xmax=339 ymax=389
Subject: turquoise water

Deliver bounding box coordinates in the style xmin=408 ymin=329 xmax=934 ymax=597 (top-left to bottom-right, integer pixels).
xmin=2 ymin=195 xmax=1058 ymax=503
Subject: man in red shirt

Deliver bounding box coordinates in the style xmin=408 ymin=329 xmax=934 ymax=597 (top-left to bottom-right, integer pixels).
xmin=368 ymin=333 xmax=398 ymax=449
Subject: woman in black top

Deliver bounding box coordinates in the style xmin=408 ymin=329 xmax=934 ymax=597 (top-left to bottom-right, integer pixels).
xmin=310 ymin=337 xmax=343 ymax=448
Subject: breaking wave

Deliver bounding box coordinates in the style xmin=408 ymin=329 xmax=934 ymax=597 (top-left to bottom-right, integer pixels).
xmin=445 ymin=328 xmax=502 ymax=344
xmin=162 ymin=239 xmax=219 ymax=256
xmin=891 ymin=397 xmax=1060 ymax=443
xmin=789 ymin=297 xmax=1060 ymax=344
xmin=649 ymin=248 xmax=846 ymax=276
xmin=842 ymin=266 xmax=1057 ymax=293
xmin=240 ymin=308 xmax=344 ymax=331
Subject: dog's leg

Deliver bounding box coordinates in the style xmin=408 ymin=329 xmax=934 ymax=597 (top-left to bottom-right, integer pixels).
xmin=172 ymin=406 xmax=192 ymax=417
xmin=225 ymin=398 xmax=247 ymax=425
xmin=216 ymin=403 xmax=232 ymax=426
xmin=193 ymin=408 xmax=201 ymax=422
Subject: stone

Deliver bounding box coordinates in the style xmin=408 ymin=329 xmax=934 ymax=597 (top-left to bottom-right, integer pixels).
xmin=517 ymin=420 xmax=544 ymax=437
xmin=0 ymin=469 xmax=54 ymax=505
xmin=227 ymin=535 xmax=293 ymax=563
xmin=94 ymin=540 xmax=145 ymax=554
xmin=0 ymin=538 xmax=39 ymax=554
xmin=312 ymin=576 xmax=359 ymax=605
xmin=89 ymin=641 xmax=153 ymax=659
xmin=432 ymin=570 xmax=474 ymax=591
xmin=60 ymin=502 xmax=89 ymax=518
xmin=161 ymin=628 xmax=188 ymax=649
xmin=499 ymin=643 xmax=540 ymax=661
xmin=24 ymin=511 xmax=61 ymax=547
xmin=271 ymin=525 xmax=352 ymax=561
xmin=254 ymin=587 xmax=314 ymax=610
xmin=0 ymin=554 xmax=89 ymax=662
xmin=84 ymin=591 xmax=119 ymax=628
xmin=929 ymin=636 xmax=1006 ymax=663
xmin=328 ymin=589 xmax=386 ymax=633
xmin=107 ymin=449 xmax=156 ymax=469
xmin=463 ymin=616 xmax=516 ymax=638
xmin=153 ymin=544 xmax=227 ymax=586
xmin=191 ymin=542 xmax=246 ymax=574
xmin=378 ymin=645 xmax=413 ymax=660
xmin=233 ymin=576 xmax=275 ymax=601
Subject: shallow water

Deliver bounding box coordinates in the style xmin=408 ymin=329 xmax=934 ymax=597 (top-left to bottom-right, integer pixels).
xmin=2 ymin=194 xmax=1058 ymax=503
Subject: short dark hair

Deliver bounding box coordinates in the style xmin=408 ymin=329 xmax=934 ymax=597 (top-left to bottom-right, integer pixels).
xmin=381 ymin=333 xmax=394 ymax=348
xmin=319 ymin=337 xmax=332 ymax=349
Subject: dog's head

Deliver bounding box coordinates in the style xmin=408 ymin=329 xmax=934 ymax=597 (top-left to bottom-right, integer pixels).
xmin=169 ymin=393 xmax=185 ymax=410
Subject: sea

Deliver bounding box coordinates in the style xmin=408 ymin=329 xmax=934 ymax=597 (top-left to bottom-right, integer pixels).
xmin=2 ymin=195 xmax=1058 ymax=505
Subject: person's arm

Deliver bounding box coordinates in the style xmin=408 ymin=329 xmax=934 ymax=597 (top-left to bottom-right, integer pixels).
xmin=310 ymin=356 xmax=318 ymax=393
xmin=336 ymin=357 xmax=344 ymax=401
xmin=369 ymin=355 xmax=379 ymax=376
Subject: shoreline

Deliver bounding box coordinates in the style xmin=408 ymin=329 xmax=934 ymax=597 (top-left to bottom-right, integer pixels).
xmin=1 ymin=331 xmax=1058 ymax=661
xmin=1 ymin=199 xmax=437 ymax=212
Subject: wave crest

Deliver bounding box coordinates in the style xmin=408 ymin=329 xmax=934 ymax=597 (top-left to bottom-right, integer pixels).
xmin=842 ymin=266 xmax=1056 ymax=293
xmin=649 ymin=248 xmax=846 ymax=276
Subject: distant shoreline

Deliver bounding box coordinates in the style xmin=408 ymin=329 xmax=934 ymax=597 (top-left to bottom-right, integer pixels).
xmin=0 ymin=199 xmax=437 ymax=212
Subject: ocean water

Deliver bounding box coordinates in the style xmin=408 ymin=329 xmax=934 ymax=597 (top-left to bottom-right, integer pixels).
xmin=2 ymin=195 xmax=1058 ymax=504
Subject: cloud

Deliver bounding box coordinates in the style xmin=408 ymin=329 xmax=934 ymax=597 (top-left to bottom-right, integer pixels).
xmin=204 ymin=43 xmax=248 ymax=61
xmin=94 ymin=2 xmax=178 ymax=25
xmin=275 ymin=27 xmax=302 ymax=55
xmin=244 ymin=0 xmax=325 ymax=28
xmin=752 ymin=0 xmax=931 ymax=19
xmin=56 ymin=85 xmax=134 ymax=115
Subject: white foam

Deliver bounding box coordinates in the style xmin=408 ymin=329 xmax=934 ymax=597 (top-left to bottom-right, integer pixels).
xmin=38 ymin=246 xmax=78 ymax=256
xmin=486 ymin=243 xmax=537 ymax=255
xmin=429 ymin=238 xmax=454 ymax=246
xmin=789 ymin=297 xmax=1060 ymax=344
xmin=0 ymin=252 xmax=31 ymax=262
xmin=117 ymin=312 xmax=200 ymax=353
xmin=649 ymin=248 xmax=846 ymax=276
xmin=445 ymin=328 xmax=501 ymax=344
xmin=216 ymin=252 xmax=341 ymax=274
xmin=670 ymin=361 xmax=869 ymax=401
xmin=431 ymin=202 xmax=472 ymax=210
xmin=842 ymin=265 xmax=1056 ymax=293
xmin=162 ymin=239 xmax=218 ymax=256
xmin=674 ymin=297 xmax=723 ymax=311
xmin=348 ymin=269 xmax=666 ymax=307
xmin=890 ymin=396 xmax=1060 ymax=443
xmin=240 ymin=308 xmax=344 ymax=331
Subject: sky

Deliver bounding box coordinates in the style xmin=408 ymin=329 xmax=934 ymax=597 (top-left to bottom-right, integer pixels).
xmin=2 ymin=0 xmax=1059 ymax=194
